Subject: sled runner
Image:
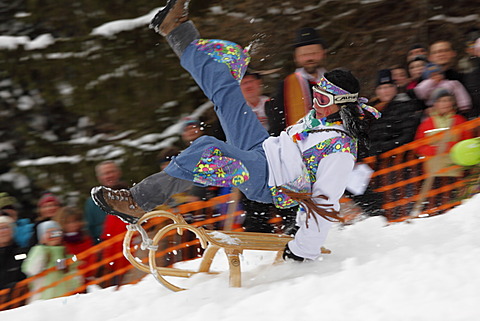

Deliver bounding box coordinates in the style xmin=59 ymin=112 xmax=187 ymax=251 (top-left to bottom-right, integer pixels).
xmin=123 ymin=210 xmax=296 ymax=291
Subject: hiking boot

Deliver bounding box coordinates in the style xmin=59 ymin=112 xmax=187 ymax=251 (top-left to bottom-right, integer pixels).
xmin=91 ymin=186 xmax=145 ymax=224
xmin=282 ymin=244 xmax=305 ymax=262
xmin=150 ymin=0 xmax=190 ymax=36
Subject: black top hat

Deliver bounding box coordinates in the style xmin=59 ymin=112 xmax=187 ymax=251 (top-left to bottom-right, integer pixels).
xmin=293 ymin=27 xmax=327 ymax=48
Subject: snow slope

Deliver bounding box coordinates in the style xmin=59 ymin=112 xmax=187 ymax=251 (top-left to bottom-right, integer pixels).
xmin=2 ymin=194 xmax=479 ymax=321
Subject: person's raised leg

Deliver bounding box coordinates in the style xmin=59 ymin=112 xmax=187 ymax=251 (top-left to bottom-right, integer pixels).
xmin=91 ymin=1 xmax=270 ymax=223
xmin=150 ymin=1 xmax=269 ymax=150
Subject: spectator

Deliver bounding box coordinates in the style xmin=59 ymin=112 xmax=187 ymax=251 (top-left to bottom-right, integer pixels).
xmin=240 ymin=70 xmax=297 ymax=233
xmin=0 ymin=192 xmax=33 ymax=248
xmin=84 ymin=161 xmax=127 ymax=244
xmin=390 ymin=65 xmax=410 ymax=93
xmin=27 ymin=193 xmax=62 ymax=248
xmin=428 ymin=40 xmax=463 ymax=82
xmin=100 ymin=213 xmax=129 ymax=286
xmin=406 ymin=43 xmax=428 ymax=63
xmin=358 ymin=69 xmax=424 ymax=218
xmin=180 ymin=117 xmax=204 ymax=147
xmin=462 ymin=37 xmax=480 ymax=118
xmin=270 ymin=27 xmax=328 ymax=133
xmin=22 ymin=220 xmax=80 ymax=302
xmin=240 ymin=70 xmax=273 ymax=133
xmin=0 ymin=216 xmax=27 ymax=290
xmin=157 ymin=146 xmax=181 ymax=171
xmin=458 ymin=27 xmax=480 ymax=74
xmin=414 ymin=88 xmax=473 ymax=205
xmin=369 ymin=69 xmax=423 ymax=155
xmin=414 ymin=63 xmax=472 ymax=116
xmin=55 ymin=206 xmax=96 ymax=283
xmin=406 ymin=56 xmax=428 ymax=90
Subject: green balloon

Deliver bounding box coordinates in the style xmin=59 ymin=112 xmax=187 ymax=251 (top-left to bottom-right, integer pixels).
xmin=450 ymin=138 xmax=480 ymax=166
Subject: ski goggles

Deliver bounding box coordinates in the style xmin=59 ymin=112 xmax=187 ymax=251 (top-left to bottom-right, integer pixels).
xmin=313 ymin=86 xmax=359 ymax=108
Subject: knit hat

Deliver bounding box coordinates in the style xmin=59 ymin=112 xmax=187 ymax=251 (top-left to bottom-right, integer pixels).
xmin=422 ymin=63 xmax=443 ymax=79
xmin=293 ymin=27 xmax=327 ymax=48
xmin=430 ymin=87 xmax=453 ymax=103
xmin=0 ymin=192 xmax=17 ymax=209
xmin=376 ymin=69 xmax=394 ymax=86
xmin=36 ymin=220 xmax=61 ymax=241
xmin=0 ymin=215 xmax=14 ymax=227
xmin=37 ymin=193 xmax=61 ymax=208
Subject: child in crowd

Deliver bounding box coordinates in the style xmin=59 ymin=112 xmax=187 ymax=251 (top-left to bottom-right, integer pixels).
xmin=21 ymin=220 xmax=80 ymax=302
xmin=28 ymin=193 xmax=62 ymax=248
xmin=56 ymin=206 xmax=96 ymax=283
xmin=414 ymin=88 xmax=473 ymax=206
xmin=414 ymin=63 xmax=472 ymax=116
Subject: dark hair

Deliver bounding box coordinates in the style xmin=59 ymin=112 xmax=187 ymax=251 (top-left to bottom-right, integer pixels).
xmin=324 ymin=69 xmax=360 ymax=94
xmin=324 ymin=69 xmax=372 ymax=154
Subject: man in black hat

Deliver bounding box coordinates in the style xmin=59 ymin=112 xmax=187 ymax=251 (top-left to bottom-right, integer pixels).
xmin=267 ymin=27 xmax=328 ymax=135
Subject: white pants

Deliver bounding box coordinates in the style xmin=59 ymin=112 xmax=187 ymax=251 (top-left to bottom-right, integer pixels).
xmin=288 ymin=212 xmax=333 ymax=260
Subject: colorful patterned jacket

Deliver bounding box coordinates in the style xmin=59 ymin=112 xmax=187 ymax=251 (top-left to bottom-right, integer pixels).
xmin=263 ymin=110 xmax=357 ymax=215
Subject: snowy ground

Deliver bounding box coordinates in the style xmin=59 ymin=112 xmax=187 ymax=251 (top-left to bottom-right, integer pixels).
xmin=2 ymin=194 xmax=480 ymax=321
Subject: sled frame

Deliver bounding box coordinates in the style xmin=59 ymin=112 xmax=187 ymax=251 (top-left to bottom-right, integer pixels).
xmin=123 ymin=210 xmax=294 ymax=291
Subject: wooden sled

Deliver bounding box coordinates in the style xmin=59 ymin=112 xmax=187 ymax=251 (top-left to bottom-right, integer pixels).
xmin=123 ymin=210 xmax=295 ymax=291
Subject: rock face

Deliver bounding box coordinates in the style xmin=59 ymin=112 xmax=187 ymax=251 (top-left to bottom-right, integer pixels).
xmin=0 ymin=0 xmax=478 ymax=210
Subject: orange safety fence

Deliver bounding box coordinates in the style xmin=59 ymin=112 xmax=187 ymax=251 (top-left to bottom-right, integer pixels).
xmin=0 ymin=193 xmax=244 ymax=311
xmin=1 ymin=118 xmax=478 ymax=311
xmin=360 ymin=117 xmax=479 ymax=221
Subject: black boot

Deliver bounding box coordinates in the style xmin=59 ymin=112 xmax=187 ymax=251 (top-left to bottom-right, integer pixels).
xmin=282 ymin=244 xmax=305 ymax=262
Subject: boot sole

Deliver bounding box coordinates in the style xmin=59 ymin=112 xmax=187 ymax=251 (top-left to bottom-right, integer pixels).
xmin=91 ymin=187 xmax=140 ymax=224
xmin=149 ymin=0 xmax=189 ymax=35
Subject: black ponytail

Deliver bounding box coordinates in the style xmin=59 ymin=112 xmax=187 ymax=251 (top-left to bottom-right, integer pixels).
xmin=324 ymin=69 xmax=373 ymax=154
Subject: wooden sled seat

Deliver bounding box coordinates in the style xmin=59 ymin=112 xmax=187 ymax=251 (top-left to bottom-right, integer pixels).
xmin=123 ymin=210 xmax=295 ymax=291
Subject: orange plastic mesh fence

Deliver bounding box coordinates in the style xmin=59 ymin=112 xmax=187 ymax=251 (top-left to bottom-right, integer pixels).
xmin=360 ymin=118 xmax=479 ymax=221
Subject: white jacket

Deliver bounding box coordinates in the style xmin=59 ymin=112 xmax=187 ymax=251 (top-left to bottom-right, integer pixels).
xmin=262 ymin=120 xmax=356 ymax=212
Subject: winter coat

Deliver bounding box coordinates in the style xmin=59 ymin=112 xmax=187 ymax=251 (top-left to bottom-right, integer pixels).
xmin=414 ymin=112 xmax=472 ymax=177
xmin=263 ymin=110 xmax=356 ymax=213
xmin=22 ymin=244 xmax=80 ymax=302
xmin=0 ymin=243 xmax=27 ymax=290
xmin=84 ymin=197 xmax=107 ymax=244
xmin=14 ymin=218 xmax=34 ymax=248
xmin=63 ymin=231 xmax=96 ymax=280
xmin=368 ymin=93 xmax=423 ymax=156
xmin=463 ymin=57 xmax=480 ymax=118
xmin=414 ymin=78 xmax=472 ymax=112
xmin=101 ymin=215 xmax=129 ymax=271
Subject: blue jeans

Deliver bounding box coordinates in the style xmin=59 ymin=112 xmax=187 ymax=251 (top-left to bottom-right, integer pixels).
xmin=132 ymin=40 xmax=272 ymax=209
